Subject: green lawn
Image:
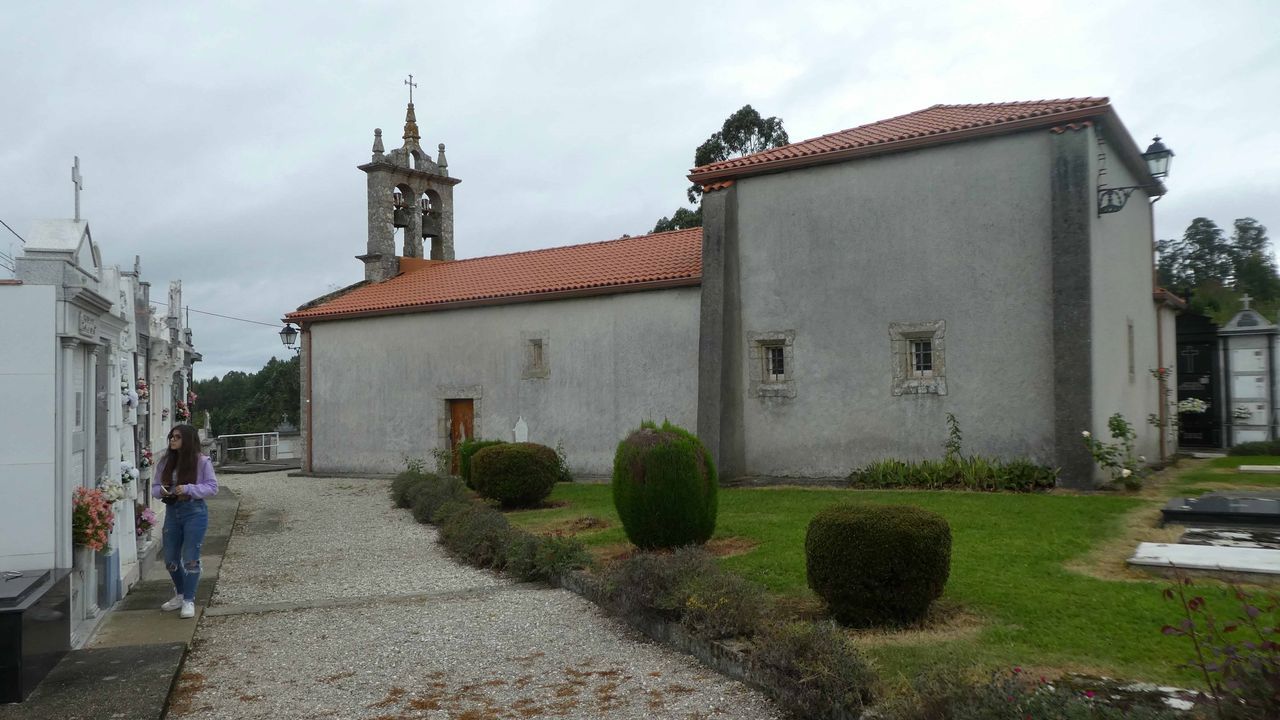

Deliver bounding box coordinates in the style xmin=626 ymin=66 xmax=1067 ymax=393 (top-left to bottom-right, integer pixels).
xmin=1172 ymin=455 xmax=1280 ymax=493
xmin=508 ymin=483 xmax=1242 ymax=685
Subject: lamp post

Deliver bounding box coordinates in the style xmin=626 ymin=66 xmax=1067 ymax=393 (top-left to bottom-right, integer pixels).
xmin=279 ymin=323 xmax=299 ymax=351
xmin=1097 ymin=136 xmax=1175 ymax=216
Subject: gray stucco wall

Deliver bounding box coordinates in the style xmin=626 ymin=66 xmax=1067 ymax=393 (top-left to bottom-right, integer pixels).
xmin=308 ymin=287 xmax=700 ymax=475
xmin=727 ymin=131 xmax=1058 ymax=477
xmin=1087 ymin=127 xmax=1162 ymax=469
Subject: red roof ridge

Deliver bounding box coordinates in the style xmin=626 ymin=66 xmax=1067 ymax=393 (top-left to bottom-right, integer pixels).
xmin=689 ymin=97 xmax=1114 ymax=183
xmin=437 ymin=226 xmax=700 ymax=267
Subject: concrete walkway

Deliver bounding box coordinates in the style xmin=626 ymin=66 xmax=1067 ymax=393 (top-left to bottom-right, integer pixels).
xmin=169 ymin=471 xmax=780 ymax=719
xmin=0 ymin=490 xmax=239 ymax=720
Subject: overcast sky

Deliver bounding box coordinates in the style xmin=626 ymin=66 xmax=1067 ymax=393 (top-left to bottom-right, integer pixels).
xmin=3 ymin=1 xmax=1278 ymax=379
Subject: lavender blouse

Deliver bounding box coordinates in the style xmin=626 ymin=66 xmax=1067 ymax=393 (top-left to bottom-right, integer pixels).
xmin=150 ymin=455 xmax=220 ymax=500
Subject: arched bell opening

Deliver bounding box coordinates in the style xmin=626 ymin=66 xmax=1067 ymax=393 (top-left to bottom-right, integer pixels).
xmin=391 ymin=183 xmax=420 ymax=257
xmin=421 ymin=189 xmax=444 ymax=260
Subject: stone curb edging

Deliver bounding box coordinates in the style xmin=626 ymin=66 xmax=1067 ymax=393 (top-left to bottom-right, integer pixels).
xmin=556 ymin=569 xmax=864 ymax=720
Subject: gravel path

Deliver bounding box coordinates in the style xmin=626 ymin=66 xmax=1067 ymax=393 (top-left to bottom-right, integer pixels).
xmin=172 ymin=472 xmax=781 ymax=719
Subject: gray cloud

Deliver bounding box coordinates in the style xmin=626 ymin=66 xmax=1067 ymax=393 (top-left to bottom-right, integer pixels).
xmin=3 ymin=1 xmax=1278 ymax=379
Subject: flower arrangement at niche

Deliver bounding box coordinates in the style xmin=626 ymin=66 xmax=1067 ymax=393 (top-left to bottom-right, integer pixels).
xmin=162 ymin=407 xmax=170 ymax=421
xmin=187 ymin=390 xmax=198 ymax=406
xmin=175 ymin=402 xmax=191 ymax=422
xmin=136 ymin=378 xmax=149 ymax=401
xmin=72 ymin=487 xmax=115 ymax=551
xmin=135 ymin=505 xmax=156 ymax=536
xmin=1234 ymin=405 xmax=1255 ymax=420
xmin=138 ymin=448 xmax=153 ymax=469
xmin=1177 ymin=398 xmax=1209 ymax=414
xmin=120 ymin=461 xmax=140 ymax=484
xmin=99 ymin=481 xmax=125 ymax=504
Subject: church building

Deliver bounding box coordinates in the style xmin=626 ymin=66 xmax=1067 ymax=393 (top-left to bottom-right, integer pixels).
xmin=288 ymin=96 xmax=1178 ymax=488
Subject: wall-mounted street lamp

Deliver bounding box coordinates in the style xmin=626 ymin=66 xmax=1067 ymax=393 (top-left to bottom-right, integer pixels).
xmin=279 ymin=323 xmax=299 ymax=349
xmin=1097 ymin=136 xmax=1175 ymax=216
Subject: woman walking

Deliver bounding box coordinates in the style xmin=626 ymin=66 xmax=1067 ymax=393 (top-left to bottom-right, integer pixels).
xmin=151 ymin=423 xmax=219 ymax=619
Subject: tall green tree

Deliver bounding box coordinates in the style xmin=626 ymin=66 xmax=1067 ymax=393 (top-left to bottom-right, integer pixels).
xmin=1157 ymin=216 xmax=1279 ymax=324
xmin=193 ymin=355 xmax=300 ymax=436
xmin=651 ymin=104 xmax=789 ymax=234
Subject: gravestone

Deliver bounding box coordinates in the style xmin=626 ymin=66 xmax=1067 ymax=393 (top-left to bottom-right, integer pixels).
xmin=1162 ymin=491 xmax=1280 ymax=528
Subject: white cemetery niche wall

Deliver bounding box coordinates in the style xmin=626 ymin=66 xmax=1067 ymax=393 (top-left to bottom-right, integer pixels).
xmin=0 ymin=284 xmax=58 ymax=572
xmin=1229 ymin=340 xmax=1270 ymax=443
xmin=1218 ymin=304 xmax=1279 ymax=447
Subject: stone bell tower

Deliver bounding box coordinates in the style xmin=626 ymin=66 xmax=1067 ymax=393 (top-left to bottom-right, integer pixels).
xmin=356 ymin=76 xmax=460 ymax=282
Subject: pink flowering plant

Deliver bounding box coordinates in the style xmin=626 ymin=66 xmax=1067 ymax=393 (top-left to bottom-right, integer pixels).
xmin=135 ymin=505 xmax=156 ymax=536
xmin=175 ymin=402 xmax=191 ymax=421
xmin=72 ymin=487 xmax=115 ymax=551
xmin=136 ymin=378 xmax=149 ymax=401
xmin=138 ymin=447 xmax=153 ymax=469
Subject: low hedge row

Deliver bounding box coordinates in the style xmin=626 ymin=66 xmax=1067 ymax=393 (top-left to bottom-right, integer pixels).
xmin=849 ymin=456 xmax=1057 ymax=492
xmin=395 ymin=471 xmax=589 ymax=585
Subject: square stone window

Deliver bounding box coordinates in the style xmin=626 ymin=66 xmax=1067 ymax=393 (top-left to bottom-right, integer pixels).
xmin=890 ymin=320 xmax=947 ymax=396
xmin=522 ymin=331 xmax=550 ymax=379
xmin=748 ymin=330 xmax=796 ymax=399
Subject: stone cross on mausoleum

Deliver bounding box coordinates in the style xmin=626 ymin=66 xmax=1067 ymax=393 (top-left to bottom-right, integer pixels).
xmin=72 ymin=156 xmax=83 ymax=222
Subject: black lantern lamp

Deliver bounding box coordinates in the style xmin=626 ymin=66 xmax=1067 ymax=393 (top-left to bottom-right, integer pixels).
xmin=1098 ymin=135 xmax=1174 ymax=216
xmin=279 ymin=323 xmax=299 ymax=349
xmin=1142 ymin=136 xmax=1174 ymax=179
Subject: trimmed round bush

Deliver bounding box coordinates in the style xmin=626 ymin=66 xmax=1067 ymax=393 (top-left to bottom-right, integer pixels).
xmin=611 ymin=420 xmax=717 ymax=549
xmin=470 ymin=442 xmax=559 ymax=508
xmin=458 ymin=439 xmax=506 ymax=489
xmin=805 ymin=503 xmax=951 ymax=627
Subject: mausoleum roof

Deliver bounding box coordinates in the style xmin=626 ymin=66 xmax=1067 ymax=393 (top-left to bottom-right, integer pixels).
xmin=690 ymin=97 xmax=1127 ymax=186
xmin=25 ymin=219 xmax=89 ymax=251
xmin=288 ymin=227 xmax=702 ymax=321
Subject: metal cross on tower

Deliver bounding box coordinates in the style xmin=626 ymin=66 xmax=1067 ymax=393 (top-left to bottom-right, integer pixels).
xmin=404 ymin=74 xmax=417 ymax=104
xmin=72 ymin=156 xmax=83 ymax=221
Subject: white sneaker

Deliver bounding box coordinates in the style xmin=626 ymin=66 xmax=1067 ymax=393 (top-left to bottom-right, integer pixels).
xmin=161 ymin=594 xmax=184 ymax=612
xmin=179 ymin=601 xmax=195 ymax=619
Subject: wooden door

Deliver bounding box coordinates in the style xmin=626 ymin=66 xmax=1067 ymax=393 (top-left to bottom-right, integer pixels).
xmin=448 ymin=399 xmax=474 ymax=474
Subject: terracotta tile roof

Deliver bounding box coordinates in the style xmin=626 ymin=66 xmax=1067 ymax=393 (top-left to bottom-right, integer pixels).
xmin=288 ymin=227 xmax=702 ymax=321
xmin=690 ymin=97 xmax=1112 ymax=185
xmin=1154 ymin=287 xmax=1187 ymax=309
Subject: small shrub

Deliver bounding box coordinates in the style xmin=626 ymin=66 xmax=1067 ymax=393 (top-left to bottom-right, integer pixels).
xmin=408 ymin=475 xmax=468 ymax=524
xmin=881 ymin=667 xmax=1189 ymax=720
xmin=612 ymin=420 xmax=717 ymax=549
xmin=806 ymin=503 xmax=951 ymax=627
xmin=431 ymin=498 xmax=473 ymax=526
xmin=390 ymin=470 xmax=431 ymax=508
xmin=1082 ymin=413 xmax=1145 ymax=490
xmin=1163 ymin=575 xmax=1280 ymax=719
xmin=506 ymin=531 xmax=590 ymax=584
xmin=751 ymin=620 xmax=879 ymax=718
xmin=1228 ymin=440 xmax=1280 ymax=456
xmin=471 ymin=442 xmax=559 ymax=508
xmin=438 ymin=504 xmax=513 ymax=569
xmin=849 ymin=457 xmax=1056 ymax=492
xmin=553 ymin=440 xmax=574 ymax=484
xmin=602 ymin=546 xmax=768 ymax=640
xmin=457 ymin=439 xmax=506 ymax=489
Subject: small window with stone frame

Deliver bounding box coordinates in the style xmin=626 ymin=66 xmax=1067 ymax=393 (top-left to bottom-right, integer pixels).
xmin=748 ymin=330 xmax=796 ymax=399
xmin=890 ymin=320 xmax=947 ymax=396
xmin=522 ymin=332 xmax=551 ymax=379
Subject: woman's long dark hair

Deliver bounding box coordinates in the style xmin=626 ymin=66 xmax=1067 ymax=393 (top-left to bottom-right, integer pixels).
xmin=161 ymin=424 xmax=200 ymax=486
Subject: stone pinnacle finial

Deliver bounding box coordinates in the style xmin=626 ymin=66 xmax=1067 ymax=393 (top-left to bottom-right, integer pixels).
xmin=437 ymin=143 xmax=448 ymax=175
xmin=403 ymin=103 xmax=420 ymax=148
xmin=372 ymin=128 xmax=384 ymax=157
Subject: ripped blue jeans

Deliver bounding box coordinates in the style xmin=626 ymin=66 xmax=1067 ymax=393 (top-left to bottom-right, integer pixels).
xmin=162 ymin=499 xmax=209 ymax=602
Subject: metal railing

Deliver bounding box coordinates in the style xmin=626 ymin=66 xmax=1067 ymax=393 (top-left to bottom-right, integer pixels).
xmin=215 ymin=432 xmax=280 ymax=464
